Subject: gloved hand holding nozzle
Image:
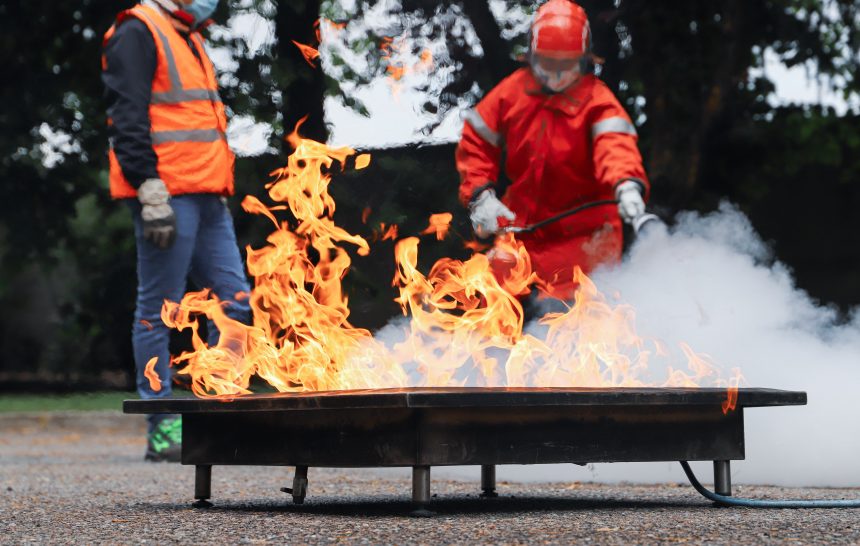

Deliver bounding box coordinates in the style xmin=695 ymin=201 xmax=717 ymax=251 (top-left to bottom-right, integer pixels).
xmin=470 ymin=189 xmax=516 ymax=238
xmin=615 ymin=180 xmax=646 ymax=225
xmin=138 ymin=178 xmax=177 ymax=250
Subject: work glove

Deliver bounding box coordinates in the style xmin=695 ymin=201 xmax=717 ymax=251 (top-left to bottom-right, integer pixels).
xmin=138 ymin=178 xmax=177 ymax=250
xmin=615 ymin=180 xmax=646 ymax=225
xmin=470 ymin=189 xmax=516 ymax=238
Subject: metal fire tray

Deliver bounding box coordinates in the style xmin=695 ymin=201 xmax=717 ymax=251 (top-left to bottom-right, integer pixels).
xmin=124 ymin=387 xmax=806 ymax=511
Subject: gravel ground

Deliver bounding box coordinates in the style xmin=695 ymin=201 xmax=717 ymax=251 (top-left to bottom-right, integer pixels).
xmin=1 ymin=412 xmax=858 ymax=545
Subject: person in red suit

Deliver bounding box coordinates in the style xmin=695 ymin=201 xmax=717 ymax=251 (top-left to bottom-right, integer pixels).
xmin=456 ymin=0 xmax=649 ymax=299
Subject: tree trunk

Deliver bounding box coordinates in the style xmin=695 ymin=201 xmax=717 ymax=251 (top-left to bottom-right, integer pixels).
xmin=275 ymin=0 xmax=328 ymax=145
xmin=624 ymin=0 xmax=754 ymax=209
xmin=579 ymin=0 xmax=623 ymax=93
xmin=459 ymin=0 xmax=519 ymax=82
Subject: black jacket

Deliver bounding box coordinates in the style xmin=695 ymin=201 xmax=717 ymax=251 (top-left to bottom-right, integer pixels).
xmin=102 ymin=18 xmax=159 ymax=188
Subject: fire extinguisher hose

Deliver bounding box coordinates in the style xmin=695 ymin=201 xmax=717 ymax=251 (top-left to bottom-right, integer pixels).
xmin=680 ymin=461 xmax=860 ymax=508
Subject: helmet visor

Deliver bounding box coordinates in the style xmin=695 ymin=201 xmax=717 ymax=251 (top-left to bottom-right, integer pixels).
xmin=530 ymin=54 xmax=583 ymax=92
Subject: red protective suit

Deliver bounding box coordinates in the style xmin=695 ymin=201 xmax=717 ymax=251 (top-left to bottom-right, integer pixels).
xmin=456 ymin=68 xmax=649 ymax=298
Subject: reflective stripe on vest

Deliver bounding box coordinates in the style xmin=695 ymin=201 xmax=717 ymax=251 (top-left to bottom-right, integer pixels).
xmin=464 ymin=109 xmax=502 ymax=148
xmin=151 ymin=88 xmax=222 ymax=104
xmin=591 ymin=116 xmax=637 ymax=139
xmin=151 ymin=128 xmax=224 ymax=145
xmin=135 ymin=9 xmax=223 ymax=106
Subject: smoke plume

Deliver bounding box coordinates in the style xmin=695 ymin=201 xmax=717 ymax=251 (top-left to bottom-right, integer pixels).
xmin=441 ymin=203 xmax=860 ymax=487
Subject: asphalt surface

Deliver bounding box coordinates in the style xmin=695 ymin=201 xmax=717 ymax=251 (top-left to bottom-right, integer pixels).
xmin=1 ymin=411 xmax=858 ymax=545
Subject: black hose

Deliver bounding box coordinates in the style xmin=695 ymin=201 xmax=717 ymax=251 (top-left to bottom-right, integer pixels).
xmin=680 ymin=461 xmax=860 ymax=508
xmin=510 ymin=199 xmax=617 ymax=234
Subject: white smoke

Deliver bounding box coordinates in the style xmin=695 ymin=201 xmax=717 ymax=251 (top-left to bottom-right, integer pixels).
xmin=436 ymin=202 xmax=860 ymax=487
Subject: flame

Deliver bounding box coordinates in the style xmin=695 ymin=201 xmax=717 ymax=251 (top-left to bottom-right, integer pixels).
xmin=160 ymin=127 xmax=741 ymax=401
xmin=354 ymin=154 xmax=371 ymax=170
xmin=361 ymin=206 xmax=372 ymax=224
xmin=722 ymin=368 xmax=744 ymax=414
xmin=293 ymin=18 xmax=343 ymax=68
xmin=319 ymin=18 xmax=346 ymax=40
xmin=376 ymin=223 xmax=399 ymax=242
xmin=379 ymin=37 xmax=435 ymax=97
xmin=292 ymin=40 xmax=320 ymax=66
xmin=464 ymin=239 xmax=491 ymax=253
xmin=421 ymin=213 xmax=453 ymax=241
xmin=143 ymin=357 xmax=162 ymax=392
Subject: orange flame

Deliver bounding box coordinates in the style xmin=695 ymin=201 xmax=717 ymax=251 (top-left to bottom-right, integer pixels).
xmin=292 ymin=40 xmax=320 ymax=66
xmin=160 ymin=127 xmax=741 ymax=400
xmin=464 ymin=239 xmax=491 ymax=253
xmin=354 ymin=154 xmax=371 ymax=170
xmin=378 ymin=223 xmax=399 ymax=241
xmin=722 ymin=368 xmax=744 ymax=414
xmin=421 ymin=213 xmax=453 ymax=241
xmin=319 ymin=18 xmax=346 ymax=40
xmin=379 ymin=37 xmax=435 ymax=97
xmin=143 ymin=357 xmax=162 ymax=392
xmin=295 ymin=18 xmax=346 ymax=67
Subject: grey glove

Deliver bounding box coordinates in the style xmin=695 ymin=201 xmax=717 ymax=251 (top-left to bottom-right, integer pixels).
xmin=138 ymin=178 xmax=177 ymax=250
xmin=469 ymin=189 xmax=516 ymax=238
xmin=615 ymin=180 xmax=646 ymax=225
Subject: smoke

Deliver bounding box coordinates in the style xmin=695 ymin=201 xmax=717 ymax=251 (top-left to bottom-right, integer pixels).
xmin=439 ymin=203 xmax=860 ymax=487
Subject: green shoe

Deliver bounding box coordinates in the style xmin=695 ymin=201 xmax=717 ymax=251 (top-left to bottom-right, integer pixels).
xmin=145 ymin=416 xmax=182 ymax=462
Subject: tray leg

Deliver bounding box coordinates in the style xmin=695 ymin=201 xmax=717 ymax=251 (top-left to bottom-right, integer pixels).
xmin=192 ymin=465 xmax=212 ymax=508
xmin=411 ymin=465 xmax=434 ymax=517
xmin=480 ymin=464 xmax=498 ymax=498
xmin=281 ymin=466 xmax=309 ymax=504
xmin=292 ymin=466 xmax=308 ymax=504
xmin=714 ymin=460 xmax=732 ymax=496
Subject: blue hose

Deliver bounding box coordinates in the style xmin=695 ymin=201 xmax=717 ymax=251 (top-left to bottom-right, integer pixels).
xmin=680 ymin=461 xmax=860 ymax=508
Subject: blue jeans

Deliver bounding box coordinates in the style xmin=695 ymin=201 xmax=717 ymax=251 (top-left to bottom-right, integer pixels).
xmin=128 ymin=194 xmax=251 ymax=429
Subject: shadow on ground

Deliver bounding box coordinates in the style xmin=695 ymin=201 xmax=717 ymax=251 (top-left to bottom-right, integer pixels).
xmin=137 ymin=494 xmax=705 ymax=518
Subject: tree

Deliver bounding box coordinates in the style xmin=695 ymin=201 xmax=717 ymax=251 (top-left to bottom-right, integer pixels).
xmin=2 ymin=0 xmax=859 ymax=386
xmin=323 ymin=0 xmax=860 ymax=205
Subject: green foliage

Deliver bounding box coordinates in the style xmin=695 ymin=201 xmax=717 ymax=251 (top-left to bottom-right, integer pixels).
xmin=0 ymin=392 xmax=134 ymax=413
xmin=0 ymin=0 xmax=138 ymax=381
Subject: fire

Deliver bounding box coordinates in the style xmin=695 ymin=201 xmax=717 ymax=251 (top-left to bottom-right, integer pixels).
xmin=293 ymin=17 xmax=347 ymax=67
xmin=159 ymin=127 xmax=742 ymax=407
xmin=464 ymin=239 xmax=491 ymax=253
xmin=354 ymin=154 xmax=371 ymax=170
xmin=292 ymin=40 xmax=320 ymax=67
xmin=421 ymin=213 xmax=453 ymax=241
xmin=376 ymin=223 xmax=399 ymax=242
xmin=722 ymin=369 xmax=744 ymax=414
xmin=379 ymin=36 xmax=434 ymax=97
xmin=144 ymin=357 xmax=162 ymax=392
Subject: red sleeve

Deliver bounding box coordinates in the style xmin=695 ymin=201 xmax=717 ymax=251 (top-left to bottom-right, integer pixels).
xmin=589 ymin=86 xmax=650 ymax=200
xmin=456 ymin=83 xmax=506 ymax=207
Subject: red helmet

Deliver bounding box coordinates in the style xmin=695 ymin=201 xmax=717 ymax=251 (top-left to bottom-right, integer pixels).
xmin=530 ymin=0 xmax=591 ymax=59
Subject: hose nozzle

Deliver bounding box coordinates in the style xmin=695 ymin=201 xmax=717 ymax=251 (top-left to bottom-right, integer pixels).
xmin=631 ymin=212 xmax=665 ymax=236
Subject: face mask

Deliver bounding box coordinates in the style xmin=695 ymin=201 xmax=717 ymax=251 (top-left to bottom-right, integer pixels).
xmin=182 ymin=0 xmax=219 ymax=26
xmin=530 ymin=60 xmax=581 ymax=93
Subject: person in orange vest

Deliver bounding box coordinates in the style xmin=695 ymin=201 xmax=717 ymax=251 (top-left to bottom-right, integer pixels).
xmin=102 ymin=0 xmax=250 ymax=462
xmin=456 ymin=0 xmax=649 ymax=299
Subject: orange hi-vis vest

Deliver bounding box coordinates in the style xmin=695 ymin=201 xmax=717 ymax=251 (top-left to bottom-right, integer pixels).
xmin=103 ymin=4 xmax=234 ymax=199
